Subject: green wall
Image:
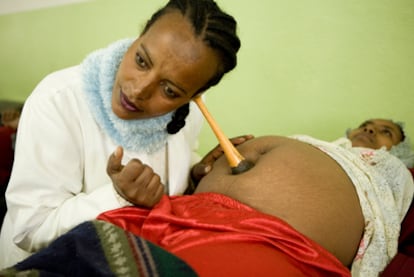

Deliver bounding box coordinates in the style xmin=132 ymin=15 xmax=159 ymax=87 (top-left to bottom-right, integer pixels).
xmin=1 ymin=0 xmax=413 ymax=155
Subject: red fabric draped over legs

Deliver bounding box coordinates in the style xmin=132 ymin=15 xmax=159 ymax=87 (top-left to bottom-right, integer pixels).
xmin=98 ymin=193 xmax=350 ymax=277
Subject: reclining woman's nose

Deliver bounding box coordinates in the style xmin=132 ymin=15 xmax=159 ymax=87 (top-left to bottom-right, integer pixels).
xmin=364 ymin=126 xmax=376 ymax=134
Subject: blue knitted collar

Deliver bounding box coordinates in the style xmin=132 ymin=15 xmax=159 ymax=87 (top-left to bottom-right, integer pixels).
xmin=81 ymin=38 xmax=173 ymax=153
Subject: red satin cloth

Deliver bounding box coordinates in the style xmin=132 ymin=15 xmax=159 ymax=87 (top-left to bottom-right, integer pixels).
xmin=98 ymin=192 xmax=350 ymax=277
xmin=0 ymin=126 xmax=16 ymax=186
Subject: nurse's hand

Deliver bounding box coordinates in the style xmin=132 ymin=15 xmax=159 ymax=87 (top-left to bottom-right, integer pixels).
xmin=190 ymin=134 xmax=254 ymax=186
xmin=107 ymin=146 xmax=165 ymax=208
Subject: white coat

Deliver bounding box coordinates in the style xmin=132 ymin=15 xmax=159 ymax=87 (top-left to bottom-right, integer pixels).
xmin=0 ymin=66 xmax=204 ymax=268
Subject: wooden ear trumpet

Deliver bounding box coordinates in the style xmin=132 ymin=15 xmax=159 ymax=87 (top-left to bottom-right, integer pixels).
xmin=193 ymin=96 xmax=254 ymax=175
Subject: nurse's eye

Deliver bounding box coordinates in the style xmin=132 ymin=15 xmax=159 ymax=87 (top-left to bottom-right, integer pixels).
xmin=135 ymin=53 xmax=148 ymax=69
xmin=163 ymin=85 xmax=179 ymax=98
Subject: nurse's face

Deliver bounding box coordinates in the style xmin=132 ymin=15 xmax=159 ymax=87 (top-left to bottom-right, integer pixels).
xmin=112 ymin=12 xmax=220 ymax=120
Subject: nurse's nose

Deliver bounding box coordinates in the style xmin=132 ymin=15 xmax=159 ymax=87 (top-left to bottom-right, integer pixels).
xmin=132 ymin=77 xmax=156 ymax=100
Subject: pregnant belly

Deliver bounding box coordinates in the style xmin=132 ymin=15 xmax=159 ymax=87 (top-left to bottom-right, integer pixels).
xmin=196 ymin=136 xmax=364 ymax=266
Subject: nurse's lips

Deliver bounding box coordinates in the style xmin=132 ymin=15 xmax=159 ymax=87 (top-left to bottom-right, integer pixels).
xmin=120 ymin=91 xmax=141 ymax=112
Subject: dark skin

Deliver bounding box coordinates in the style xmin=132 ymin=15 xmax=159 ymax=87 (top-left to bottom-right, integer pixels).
xmin=194 ymin=135 xmax=365 ymax=266
xmin=107 ymin=119 xmax=404 ymax=207
xmin=347 ymin=119 xmax=403 ymax=150
xmin=108 ymin=119 xmax=406 ymax=266
xmin=107 ymin=146 xmax=164 ymax=207
xmin=107 ymin=136 xmax=254 ymax=207
xmin=106 ymin=10 xmax=249 ymax=207
xmin=190 ymin=134 xmax=255 ymax=183
xmin=193 ymin=119 xmax=406 ymax=266
xmin=111 ymin=12 xmax=220 ymax=121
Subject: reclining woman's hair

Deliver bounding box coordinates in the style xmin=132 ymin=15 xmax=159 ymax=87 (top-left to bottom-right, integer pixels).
xmin=390 ymin=121 xmax=414 ymax=168
xmin=142 ymin=0 xmax=241 ymax=134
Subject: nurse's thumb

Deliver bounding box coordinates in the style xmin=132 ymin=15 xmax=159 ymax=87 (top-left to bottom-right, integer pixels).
xmin=107 ymin=146 xmax=124 ymax=175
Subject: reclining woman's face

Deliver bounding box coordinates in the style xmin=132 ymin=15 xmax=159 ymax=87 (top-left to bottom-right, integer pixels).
xmin=347 ymin=119 xmax=403 ymax=150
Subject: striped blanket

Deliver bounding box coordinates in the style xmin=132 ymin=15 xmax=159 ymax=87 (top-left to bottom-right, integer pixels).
xmin=0 ymin=220 xmax=197 ymax=277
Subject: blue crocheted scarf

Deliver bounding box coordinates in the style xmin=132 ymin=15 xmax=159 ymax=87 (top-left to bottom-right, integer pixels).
xmin=81 ymin=38 xmax=173 ymax=153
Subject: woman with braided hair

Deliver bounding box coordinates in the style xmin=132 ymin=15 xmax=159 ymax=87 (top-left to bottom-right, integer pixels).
xmin=0 ymin=0 xmax=248 ymax=268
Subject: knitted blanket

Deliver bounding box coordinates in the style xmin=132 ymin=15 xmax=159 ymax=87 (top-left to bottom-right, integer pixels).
xmin=0 ymin=220 xmax=197 ymax=277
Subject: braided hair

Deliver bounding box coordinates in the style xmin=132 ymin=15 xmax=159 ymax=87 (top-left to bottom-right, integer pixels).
xmin=142 ymin=0 xmax=241 ymax=134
